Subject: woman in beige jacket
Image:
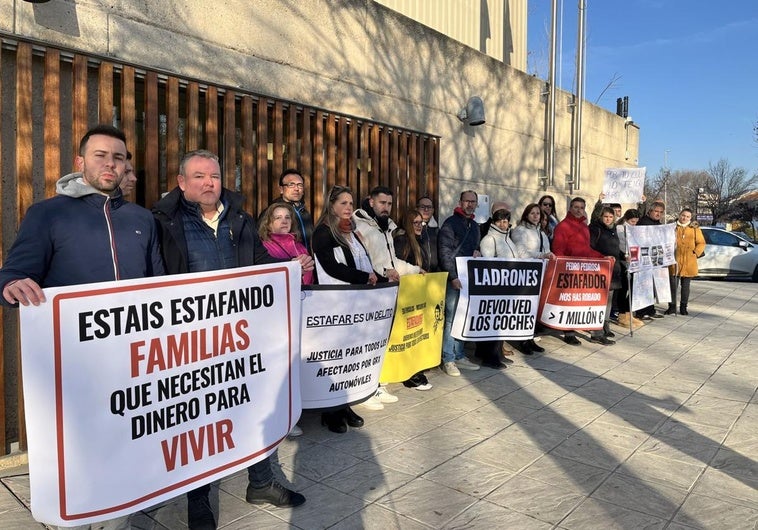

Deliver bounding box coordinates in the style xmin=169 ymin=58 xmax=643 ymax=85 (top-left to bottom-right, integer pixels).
xmin=667 ymin=208 xmax=706 ymax=315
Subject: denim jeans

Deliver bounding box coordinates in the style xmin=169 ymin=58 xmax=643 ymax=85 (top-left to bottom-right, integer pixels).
xmin=187 ymin=455 xmax=274 ymax=503
xmin=441 ymin=285 xmax=465 ymax=363
xmin=591 ymin=289 xmax=614 ymax=338
xmin=247 ymin=455 xmax=275 ymax=488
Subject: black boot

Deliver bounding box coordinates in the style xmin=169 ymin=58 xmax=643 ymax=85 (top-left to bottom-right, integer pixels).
xmin=525 ymin=339 xmax=545 ymax=353
xmin=321 ymin=411 xmax=347 ymax=433
xmin=603 ymin=322 xmax=615 ymax=338
xmin=187 ymin=486 xmax=216 ymax=530
xmin=341 ymin=406 xmax=364 ymax=427
xmin=664 ymin=303 xmax=676 ymax=315
xmin=680 ymin=304 xmax=688 ymax=316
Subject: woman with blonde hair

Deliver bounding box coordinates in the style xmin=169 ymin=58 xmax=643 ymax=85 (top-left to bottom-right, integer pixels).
xmin=311 ymin=186 xmax=385 ymax=433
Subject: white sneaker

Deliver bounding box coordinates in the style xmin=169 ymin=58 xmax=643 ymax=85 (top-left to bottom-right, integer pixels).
xmin=287 ymin=424 xmax=303 ymax=437
xmin=414 ymin=382 xmax=433 ymax=391
xmin=456 ymin=357 xmax=480 ymax=371
xmin=442 ymin=361 xmax=461 ymax=376
xmin=358 ymin=394 xmax=384 ymax=410
xmin=376 ymin=385 xmax=399 ymax=403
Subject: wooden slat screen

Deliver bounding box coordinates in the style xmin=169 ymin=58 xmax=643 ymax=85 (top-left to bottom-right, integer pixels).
xmin=44 ymin=50 xmax=61 ymax=198
xmin=0 ymin=37 xmax=440 ymax=456
xmin=98 ymin=62 xmax=113 ymax=124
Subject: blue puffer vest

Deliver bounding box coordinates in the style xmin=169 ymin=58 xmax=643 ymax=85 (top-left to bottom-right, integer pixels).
xmin=180 ymin=196 xmax=236 ymax=273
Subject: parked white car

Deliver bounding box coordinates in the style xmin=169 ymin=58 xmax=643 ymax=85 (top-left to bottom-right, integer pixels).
xmin=697 ymin=227 xmax=758 ymax=282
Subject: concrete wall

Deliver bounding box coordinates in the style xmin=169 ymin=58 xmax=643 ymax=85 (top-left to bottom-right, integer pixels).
xmin=374 ymin=0 xmax=528 ymax=71
xmin=2 ymin=0 xmax=638 ymax=217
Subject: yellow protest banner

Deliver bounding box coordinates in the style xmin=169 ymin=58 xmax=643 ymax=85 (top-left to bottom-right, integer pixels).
xmin=380 ymin=272 xmax=447 ymax=383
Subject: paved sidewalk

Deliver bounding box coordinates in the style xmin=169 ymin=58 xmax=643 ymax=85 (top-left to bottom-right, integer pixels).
xmin=1 ymin=280 xmax=756 ymax=529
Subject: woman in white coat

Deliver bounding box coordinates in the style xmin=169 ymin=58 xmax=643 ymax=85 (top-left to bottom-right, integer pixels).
xmin=509 ymin=203 xmax=556 ymax=354
xmin=476 ymin=208 xmax=517 ymax=368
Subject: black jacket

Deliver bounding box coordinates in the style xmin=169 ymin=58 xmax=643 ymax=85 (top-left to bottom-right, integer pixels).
xmin=153 ymin=187 xmax=278 ymax=274
xmin=589 ymin=220 xmax=622 ymax=289
xmin=312 ymin=224 xmax=389 ymax=285
xmin=438 ymin=210 xmax=480 ymax=281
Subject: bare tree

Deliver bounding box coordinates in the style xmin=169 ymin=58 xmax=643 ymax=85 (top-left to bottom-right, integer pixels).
xmin=594 ymin=72 xmax=623 ymax=105
xmin=642 ymin=168 xmax=709 ymax=219
xmin=701 ymin=159 xmax=758 ymax=223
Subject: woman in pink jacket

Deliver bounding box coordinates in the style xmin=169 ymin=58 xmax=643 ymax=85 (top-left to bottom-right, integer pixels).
xmin=259 ymin=203 xmax=314 ymax=285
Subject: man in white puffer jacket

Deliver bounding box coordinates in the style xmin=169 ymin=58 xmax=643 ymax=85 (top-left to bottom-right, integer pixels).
xmin=353 ymin=186 xmax=422 ymax=281
xmin=353 ymin=185 xmax=422 ymax=407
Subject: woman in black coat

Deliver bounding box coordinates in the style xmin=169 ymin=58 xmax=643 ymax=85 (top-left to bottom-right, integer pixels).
xmin=589 ymin=207 xmax=622 ymax=344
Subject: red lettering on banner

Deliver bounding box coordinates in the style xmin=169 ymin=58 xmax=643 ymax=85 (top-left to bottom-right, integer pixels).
xmin=130 ymin=320 xmax=251 ymax=377
xmin=406 ymin=314 xmax=423 ymax=329
xmin=160 ymin=419 xmax=235 ymax=471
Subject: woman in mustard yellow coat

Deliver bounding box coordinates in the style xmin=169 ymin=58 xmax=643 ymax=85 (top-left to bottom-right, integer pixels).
xmin=666 ymin=208 xmax=706 ymax=315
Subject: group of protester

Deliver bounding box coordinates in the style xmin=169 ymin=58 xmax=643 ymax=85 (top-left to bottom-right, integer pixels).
xmin=0 ymin=124 xmax=706 ymax=530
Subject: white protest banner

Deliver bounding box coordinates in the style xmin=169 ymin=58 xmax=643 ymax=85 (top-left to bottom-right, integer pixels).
xmin=19 ymin=264 xmax=300 ymax=527
xmin=602 ymin=167 xmax=646 ymax=203
xmin=631 ymin=270 xmax=655 ymax=311
xmin=653 ymin=267 xmax=672 ymax=304
xmin=300 ymin=283 xmax=398 ymax=409
xmin=626 ymin=224 xmax=676 ymax=273
xmin=631 ymin=268 xmax=671 ymax=310
xmin=451 ymin=257 xmax=545 ymax=340
xmin=537 ymin=257 xmax=613 ymax=331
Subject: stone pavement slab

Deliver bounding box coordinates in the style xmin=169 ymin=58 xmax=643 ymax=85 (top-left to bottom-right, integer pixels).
xmin=1 ymin=280 xmax=756 ymax=529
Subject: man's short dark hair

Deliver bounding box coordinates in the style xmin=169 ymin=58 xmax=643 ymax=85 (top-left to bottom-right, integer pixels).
xmin=622 ymin=208 xmax=640 ymax=221
xmin=279 ymin=168 xmax=304 ymax=186
xmin=370 ymin=185 xmax=393 ymax=197
xmin=570 ymin=197 xmax=586 ymax=206
xmin=610 ymin=203 xmax=621 ymax=210
xmin=78 ymin=125 xmax=127 ymax=156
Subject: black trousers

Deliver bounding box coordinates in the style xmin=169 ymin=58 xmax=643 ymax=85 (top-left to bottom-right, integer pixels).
xmin=669 ymin=276 xmax=691 ymax=307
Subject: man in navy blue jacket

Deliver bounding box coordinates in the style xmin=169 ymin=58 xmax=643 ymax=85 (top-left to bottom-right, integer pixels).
xmin=153 ymin=150 xmax=310 ymax=530
xmin=0 ymin=125 xmax=164 ymax=307
xmin=437 ymin=190 xmax=482 ymax=376
xmin=0 ymin=125 xmax=163 ymax=529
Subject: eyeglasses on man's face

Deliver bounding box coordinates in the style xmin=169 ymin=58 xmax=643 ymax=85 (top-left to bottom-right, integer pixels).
xmin=417 ymin=204 xmax=433 ymax=210
xmin=282 ymin=182 xmax=304 ymax=189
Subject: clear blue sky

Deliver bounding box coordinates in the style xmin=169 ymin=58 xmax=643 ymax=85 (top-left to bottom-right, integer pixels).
xmin=527 ymin=0 xmax=758 ymax=178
